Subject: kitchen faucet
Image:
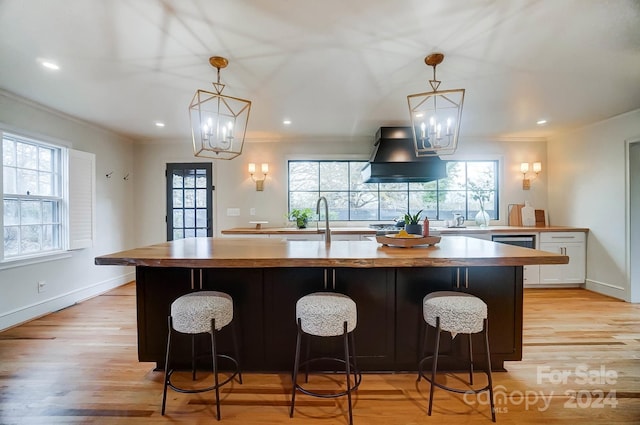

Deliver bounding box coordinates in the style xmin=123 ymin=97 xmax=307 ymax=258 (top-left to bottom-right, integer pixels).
xmin=316 ymin=196 xmax=331 ymax=244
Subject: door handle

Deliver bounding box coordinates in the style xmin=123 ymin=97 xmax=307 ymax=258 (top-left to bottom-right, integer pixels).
xmin=323 ymin=268 xmax=336 ymax=290
xmin=332 ymin=268 xmax=336 ymax=290
xmin=454 ymin=268 xmax=469 ymax=289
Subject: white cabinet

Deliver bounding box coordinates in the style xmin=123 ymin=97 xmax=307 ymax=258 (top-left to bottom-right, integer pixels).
xmin=523 ymin=264 xmax=540 ymax=286
xmin=538 ymin=232 xmax=586 ymax=285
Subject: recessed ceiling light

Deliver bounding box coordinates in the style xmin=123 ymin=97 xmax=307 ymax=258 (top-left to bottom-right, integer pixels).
xmin=155 ymin=121 xmax=165 ymax=127
xmin=283 ymin=119 xmax=292 ymax=125
xmin=536 ymin=119 xmax=547 ymax=125
xmin=39 ymin=59 xmax=60 ymax=70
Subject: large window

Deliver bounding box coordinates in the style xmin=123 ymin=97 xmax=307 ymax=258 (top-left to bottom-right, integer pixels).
xmin=288 ymin=160 xmax=498 ymax=221
xmin=2 ymin=133 xmax=63 ymax=258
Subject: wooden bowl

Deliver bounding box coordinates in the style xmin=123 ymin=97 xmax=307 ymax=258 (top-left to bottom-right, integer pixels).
xmin=376 ymin=234 xmax=441 ymax=248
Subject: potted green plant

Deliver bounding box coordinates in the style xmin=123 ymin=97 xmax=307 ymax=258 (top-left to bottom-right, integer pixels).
xmin=403 ymin=209 xmax=423 ymax=235
xmin=289 ymin=208 xmax=314 ymax=229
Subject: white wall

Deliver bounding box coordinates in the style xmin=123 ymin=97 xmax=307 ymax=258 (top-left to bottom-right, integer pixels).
xmin=547 ymin=109 xmax=640 ymax=301
xmin=629 ymin=140 xmax=640 ymax=302
xmin=133 ymin=134 xmax=548 ymax=245
xmin=0 ymin=92 xmax=136 ymax=330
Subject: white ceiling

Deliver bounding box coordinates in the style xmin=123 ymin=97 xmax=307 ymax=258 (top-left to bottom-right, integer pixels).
xmin=1 ymin=0 xmax=639 ymax=143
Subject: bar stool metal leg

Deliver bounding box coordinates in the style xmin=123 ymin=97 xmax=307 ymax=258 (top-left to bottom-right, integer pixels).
xmin=209 ymin=318 xmax=220 ymax=421
xmin=417 ymin=318 xmax=429 ymax=382
xmin=161 ymin=316 xmax=173 ymax=415
xmin=484 ymin=319 xmax=496 ymax=422
xmin=231 ymin=319 xmax=243 ymax=384
xmin=349 ymin=331 xmax=361 ymax=387
xmin=469 ymin=333 xmax=474 ymax=385
xmin=428 ymin=316 xmax=441 ymax=417
xmin=343 ymin=322 xmax=354 ymax=425
xmin=289 ymin=318 xmax=302 ymax=418
xmin=304 ymin=334 xmax=311 ymax=383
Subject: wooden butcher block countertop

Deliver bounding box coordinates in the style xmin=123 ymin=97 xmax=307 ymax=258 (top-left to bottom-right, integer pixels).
xmin=95 ymin=236 xmax=568 ymax=269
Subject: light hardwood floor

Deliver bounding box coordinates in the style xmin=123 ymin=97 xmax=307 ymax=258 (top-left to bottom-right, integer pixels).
xmin=1 ymin=283 xmax=639 ymax=424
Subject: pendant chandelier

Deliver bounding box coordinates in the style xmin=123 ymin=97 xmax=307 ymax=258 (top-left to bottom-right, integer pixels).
xmin=189 ymin=56 xmax=251 ymax=160
xmin=407 ymin=53 xmax=465 ymax=157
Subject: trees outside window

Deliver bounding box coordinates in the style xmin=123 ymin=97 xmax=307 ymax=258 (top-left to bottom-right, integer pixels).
xmin=2 ymin=133 xmax=63 ymax=259
xmin=288 ymin=160 xmax=498 ymax=222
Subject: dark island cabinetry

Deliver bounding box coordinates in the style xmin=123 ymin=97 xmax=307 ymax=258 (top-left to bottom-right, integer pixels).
xmin=135 ymin=265 xmax=521 ymax=372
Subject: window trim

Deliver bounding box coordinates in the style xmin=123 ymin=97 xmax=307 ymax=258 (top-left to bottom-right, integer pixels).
xmin=1 ymin=125 xmax=93 ymax=266
xmin=287 ymin=156 xmax=502 ymax=222
xmin=0 ymin=251 xmax=72 ymax=270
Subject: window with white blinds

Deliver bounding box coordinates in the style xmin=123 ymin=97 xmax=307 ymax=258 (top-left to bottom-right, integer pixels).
xmin=1 ymin=130 xmax=95 ymax=261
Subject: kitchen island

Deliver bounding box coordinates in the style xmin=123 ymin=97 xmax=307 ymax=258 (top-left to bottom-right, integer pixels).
xmin=95 ymin=236 xmax=568 ymax=372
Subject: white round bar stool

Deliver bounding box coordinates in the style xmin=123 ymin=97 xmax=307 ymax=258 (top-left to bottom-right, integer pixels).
xmin=161 ymin=291 xmax=242 ymax=421
xmin=417 ymin=291 xmax=496 ymax=422
xmin=290 ymin=292 xmax=362 ymax=425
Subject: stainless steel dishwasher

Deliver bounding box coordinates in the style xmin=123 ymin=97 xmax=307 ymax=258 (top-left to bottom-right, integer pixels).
xmin=491 ymin=234 xmax=536 ymax=249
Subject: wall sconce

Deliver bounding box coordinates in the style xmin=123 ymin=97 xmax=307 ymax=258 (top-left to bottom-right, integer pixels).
xmin=249 ymin=163 xmax=269 ymax=191
xmin=521 ymin=162 xmax=542 ymax=190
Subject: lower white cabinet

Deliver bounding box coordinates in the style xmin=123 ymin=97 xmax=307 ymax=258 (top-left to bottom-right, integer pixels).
xmin=523 ymin=265 xmax=540 ymax=286
xmin=538 ymin=232 xmax=586 ymax=285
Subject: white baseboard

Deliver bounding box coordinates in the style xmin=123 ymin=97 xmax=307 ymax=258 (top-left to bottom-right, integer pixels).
xmin=0 ymin=272 xmax=135 ymax=331
xmin=585 ymin=278 xmax=627 ymax=301
xmin=524 ymin=283 xmax=582 ymax=289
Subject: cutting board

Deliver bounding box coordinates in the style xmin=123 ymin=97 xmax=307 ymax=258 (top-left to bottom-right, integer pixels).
xmin=534 ymin=209 xmax=546 ymax=227
xmin=508 ymin=204 xmax=524 ymax=226
xmin=521 ymin=204 xmax=536 ymax=226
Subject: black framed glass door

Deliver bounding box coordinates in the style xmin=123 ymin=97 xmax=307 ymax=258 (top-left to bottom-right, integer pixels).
xmin=166 ymin=163 xmax=213 ymax=240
